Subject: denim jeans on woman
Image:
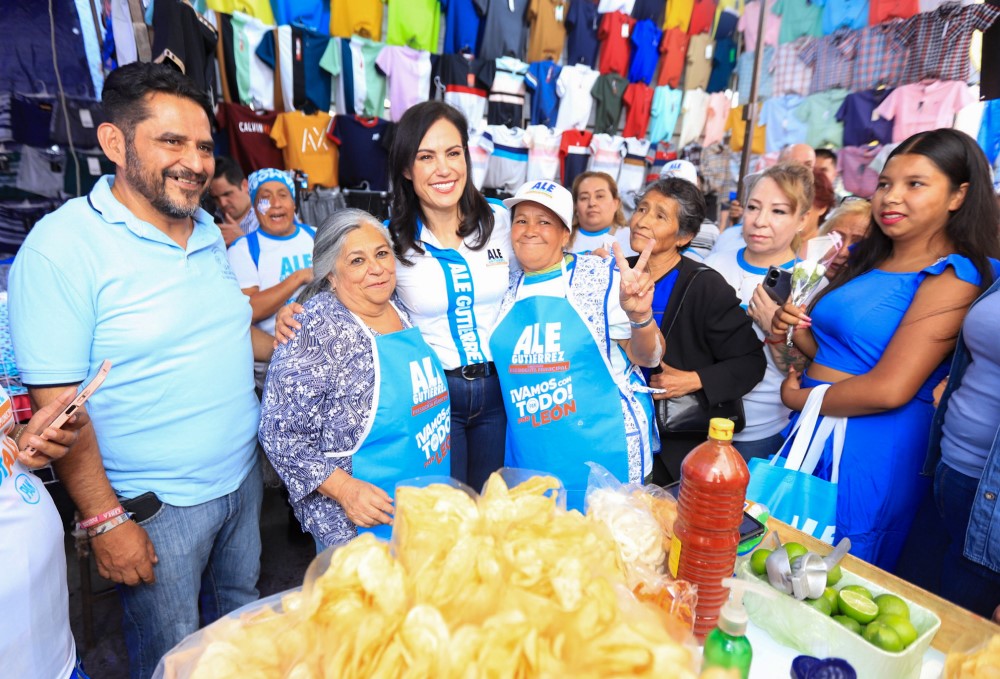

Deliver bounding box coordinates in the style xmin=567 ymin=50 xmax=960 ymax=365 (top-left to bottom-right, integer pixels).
xmin=446 ymin=372 xmax=507 ymax=493
xmin=121 ymin=461 xmax=263 ymax=679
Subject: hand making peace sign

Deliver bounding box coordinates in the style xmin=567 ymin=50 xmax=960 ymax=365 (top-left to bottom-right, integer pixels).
xmin=612 ymin=238 xmax=656 ymax=321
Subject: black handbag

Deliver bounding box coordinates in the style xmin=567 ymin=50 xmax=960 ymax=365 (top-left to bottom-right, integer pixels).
xmin=654 ymin=268 xmax=747 ymax=435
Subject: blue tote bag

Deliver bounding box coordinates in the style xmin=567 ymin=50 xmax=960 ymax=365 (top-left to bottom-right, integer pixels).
xmin=746 ymin=384 xmax=845 ymax=544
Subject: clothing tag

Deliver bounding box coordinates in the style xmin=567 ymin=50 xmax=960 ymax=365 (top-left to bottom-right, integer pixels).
xmin=79 ymin=108 xmax=94 ymax=129
xmin=705 ymin=44 xmax=714 ymax=60
xmin=509 ymin=0 xmax=515 ymax=11
xmin=87 ymin=156 xmax=101 ymax=176
xmin=555 ymin=3 xmax=564 ymax=22
xmin=621 ymin=22 xmax=630 ymax=38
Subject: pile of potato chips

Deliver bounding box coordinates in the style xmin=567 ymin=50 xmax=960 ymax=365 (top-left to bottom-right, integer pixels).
xmin=166 ymin=474 xmax=697 ymax=679
xmin=944 ymin=635 xmax=1000 ymax=678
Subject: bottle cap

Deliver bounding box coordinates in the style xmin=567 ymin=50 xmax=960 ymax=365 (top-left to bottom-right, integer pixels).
xmin=708 ymin=418 xmax=735 ymax=441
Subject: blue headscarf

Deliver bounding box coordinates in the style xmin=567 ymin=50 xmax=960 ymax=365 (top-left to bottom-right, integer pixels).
xmin=247 ymin=168 xmax=295 ymax=205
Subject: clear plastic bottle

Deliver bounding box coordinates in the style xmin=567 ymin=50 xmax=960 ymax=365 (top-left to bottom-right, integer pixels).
xmin=669 ymin=418 xmax=750 ymax=639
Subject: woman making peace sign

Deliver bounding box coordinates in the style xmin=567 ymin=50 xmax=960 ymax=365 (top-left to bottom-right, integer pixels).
xmin=489 ymin=180 xmax=663 ymax=510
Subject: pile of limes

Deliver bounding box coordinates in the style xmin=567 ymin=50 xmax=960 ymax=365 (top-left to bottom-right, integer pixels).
xmin=749 ymin=544 xmax=919 ymax=653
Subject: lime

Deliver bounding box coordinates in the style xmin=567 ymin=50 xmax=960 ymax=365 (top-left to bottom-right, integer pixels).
xmin=833 ymin=615 xmax=863 ymax=634
xmin=806 ymin=596 xmax=833 ymax=616
xmin=750 ymin=548 xmax=773 ymax=575
xmin=876 ymin=614 xmax=918 ymax=648
xmin=822 ymin=587 xmax=840 ymax=616
xmin=863 ymin=620 xmax=905 ymax=653
xmin=827 ymin=563 xmax=843 ymax=586
xmin=785 ymin=542 xmax=808 ymax=562
xmin=841 ymin=584 xmax=874 ymax=600
xmin=838 ymin=589 xmax=879 ymax=624
xmin=874 ymin=593 xmax=910 ymax=620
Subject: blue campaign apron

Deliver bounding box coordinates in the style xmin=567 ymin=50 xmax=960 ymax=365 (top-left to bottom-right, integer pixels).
xmin=335 ymin=314 xmax=452 ymax=540
xmin=488 ymin=265 xmax=632 ymax=511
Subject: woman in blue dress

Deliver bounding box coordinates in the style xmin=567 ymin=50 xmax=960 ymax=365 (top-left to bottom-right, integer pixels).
xmin=772 ymin=129 xmax=1000 ymax=571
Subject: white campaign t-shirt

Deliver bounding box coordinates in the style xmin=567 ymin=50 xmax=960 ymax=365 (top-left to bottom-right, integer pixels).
xmin=704 ymin=247 xmax=793 ymax=441
xmin=395 ymin=206 xmax=515 ymax=370
xmin=570 ymin=226 xmax=638 ymax=257
xmin=0 ymin=389 xmax=75 ymax=679
xmin=227 ymin=225 xmax=316 ymax=335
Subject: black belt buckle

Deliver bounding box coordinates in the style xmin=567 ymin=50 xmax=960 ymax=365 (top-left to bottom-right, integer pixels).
xmin=458 ymin=362 xmax=493 ymax=380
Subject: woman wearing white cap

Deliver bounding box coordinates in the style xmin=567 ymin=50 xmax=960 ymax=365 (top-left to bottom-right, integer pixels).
xmin=489 ymin=180 xmax=662 ymax=510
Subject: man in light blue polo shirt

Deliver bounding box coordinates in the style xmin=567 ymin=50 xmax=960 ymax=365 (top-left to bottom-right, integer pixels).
xmin=8 ymin=63 xmax=261 ymax=679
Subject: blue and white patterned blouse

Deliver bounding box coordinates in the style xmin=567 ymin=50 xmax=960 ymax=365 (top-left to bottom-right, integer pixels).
xmin=258 ymin=291 xmax=410 ymax=546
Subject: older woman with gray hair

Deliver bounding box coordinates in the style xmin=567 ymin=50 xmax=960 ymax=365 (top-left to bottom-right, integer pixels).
xmin=259 ymin=209 xmax=452 ymax=548
xmin=632 ymin=178 xmax=766 ymax=484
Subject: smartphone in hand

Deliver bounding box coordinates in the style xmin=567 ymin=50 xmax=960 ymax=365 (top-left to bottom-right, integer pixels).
xmin=22 ymin=360 xmax=111 ymax=455
xmin=763 ymin=266 xmax=793 ymax=304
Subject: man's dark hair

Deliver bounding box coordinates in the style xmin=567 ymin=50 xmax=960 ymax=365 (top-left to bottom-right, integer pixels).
xmin=814 ymin=148 xmax=837 ymax=164
xmin=213 ymin=156 xmax=245 ymax=186
xmin=101 ymin=62 xmax=214 ymax=142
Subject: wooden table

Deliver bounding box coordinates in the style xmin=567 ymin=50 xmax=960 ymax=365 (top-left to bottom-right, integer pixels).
xmin=771 ymin=518 xmax=999 ymax=652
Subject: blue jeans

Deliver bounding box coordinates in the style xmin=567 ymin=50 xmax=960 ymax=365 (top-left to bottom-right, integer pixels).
xmin=120 ymin=461 xmax=263 ymax=679
xmin=934 ymin=460 xmax=1000 ymax=619
xmin=446 ymin=372 xmax=506 ymax=492
xmin=733 ymin=431 xmax=786 ymax=463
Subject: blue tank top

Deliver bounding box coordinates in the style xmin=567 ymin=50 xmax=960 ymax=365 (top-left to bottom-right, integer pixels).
xmin=811 ymin=254 xmax=982 ymax=402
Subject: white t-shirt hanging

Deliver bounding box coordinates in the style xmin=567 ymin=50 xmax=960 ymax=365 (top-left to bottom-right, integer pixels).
xmin=555 ymin=64 xmax=601 ymax=131
xmin=677 ymin=88 xmax=711 ymax=149
xmin=617 ymin=137 xmax=652 ymax=211
xmin=588 ymin=133 xmax=627 ymax=180
xmin=481 ymin=125 xmax=530 ymax=193
xmin=524 ymin=125 xmax=562 ymax=182
xmin=469 ymin=128 xmax=492 ymax=190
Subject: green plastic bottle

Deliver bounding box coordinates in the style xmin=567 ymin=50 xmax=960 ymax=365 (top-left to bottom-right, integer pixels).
xmin=700 ymin=578 xmax=757 ymax=679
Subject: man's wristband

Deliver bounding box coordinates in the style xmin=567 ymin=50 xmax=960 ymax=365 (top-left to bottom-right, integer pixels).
xmin=629 ymin=313 xmax=655 ymax=329
xmin=78 ymin=505 xmax=126 ymax=529
xmin=87 ymin=513 xmax=133 ymax=538
xmin=11 ymin=424 xmax=28 ymax=449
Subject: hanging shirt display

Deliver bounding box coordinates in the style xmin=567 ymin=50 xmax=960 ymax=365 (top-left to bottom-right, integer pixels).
xmin=588 ymin=133 xmax=627 ymax=178
xmin=622 ymin=82 xmax=655 ymax=139
xmin=327 ymin=115 xmax=392 ymax=190
xmin=677 ymin=88 xmax=711 ymax=148
xmin=702 ymin=92 xmax=731 ymax=147
xmin=850 ymin=20 xmax=907 ymax=91
xmin=816 ymin=0 xmax=868 ymax=34
xmin=598 ymin=11 xmax=637 ymax=78
xmin=436 ymin=54 xmax=490 ymax=129
xmin=796 ymin=89 xmax=848 ymax=148
xmin=647 ymin=85 xmax=683 ymax=144
xmin=665 ymin=0 xmax=697 ymax=31
xmin=524 ymin=124 xmax=563 ymax=182
xmin=628 ymin=19 xmax=663 ymax=84
xmin=838 ymin=144 xmax=882 ymax=197
xmin=772 ymin=0 xmax=823 ymax=44
xmin=216 ymin=103 xmax=284 ymax=177
xmin=738 ymin=0 xmax=781 ymax=49
xmin=271 ymin=110 xmax=338 ymax=189
xmin=230 ymin=11 xmax=275 ymax=110
xmin=684 ymin=33 xmax=714 ymax=90
xmin=482 ymin=125 xmax=530 ymax=192
xmin=736 ymin=48 xmax=775 ymax=105
xmin=899 ymin=3 xmax=1000 ymax=84
xmin=476 ymin=0 xmax=531 ymax=60
xmin=376 ymin=46 xmax=432 ymax=123
xmin=837 ymin=89 xmax=894 ymax=147
xmin=554 ymin=63 xmax=601 ymax=130
xmin=727 ymin=104 xmax=767 ymax=154
xmin=868 ymin=0 xmax=918 ymax=24
xmin=657 ymin=28 xmax=691 ymax=88
xmin=330 ymin=0 xmax=383 ymax=40
xmin=469 ymin=128 xmax=492 ymax=189
xmin=482 ymin=57 xmax=530 ymax=127
xmin=591 ymin=72 xmax=630 ymax=134
xmin=799 ymin=29 xmax=857 ymax=93
xmin=707 ymin=37 xmax=738 ymax=92
xmin=565 ymin=0 xmax=601 ymax=66
xmin=387 ymin=0 xmax=440 ymax=52
xmin=560 ymin=129 xmax=594 ymax=187
xmin=873 ymin=80 xmax=975 ymax=143
xmin=760 ymin=94 xmax=808 ymax=152
xmin=152 ymin=0 xmax=218 ymax=96
xmin=688 ymin=0 xmax=717 ymax=35
xmin=770 ymin=37 xmax=813 ymax=97
xmin=618 ymin=137 xmax=652 ymax=207
xmin=525 ymin=60 xmax=563 ymax=126
xmin=441 ymin=0 xmax=481 ymax=53
xmin=526 ymin=0 xmax=569 ymax=62
xmin=270 ymin=0 xmax=328 ymax=32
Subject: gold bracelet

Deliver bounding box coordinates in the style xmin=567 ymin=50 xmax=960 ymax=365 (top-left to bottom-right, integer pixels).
xmin=11 ymin=424 xmax=28 ymax=449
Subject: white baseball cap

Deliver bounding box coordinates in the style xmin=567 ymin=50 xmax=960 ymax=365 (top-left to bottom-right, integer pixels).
xmin=659 ymin=159 xmax=699 ymax=186
xmin=503 ymin=180 xmax=574 ymax=230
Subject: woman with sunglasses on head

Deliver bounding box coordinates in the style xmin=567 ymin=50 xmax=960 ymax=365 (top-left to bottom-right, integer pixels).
xmin=773 ymin=129 xmax=1000 ymax=570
